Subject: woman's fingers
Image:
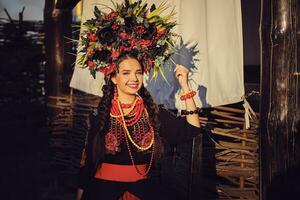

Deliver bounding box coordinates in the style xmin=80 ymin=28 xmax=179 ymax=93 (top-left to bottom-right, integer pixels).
xmin=174 ymin=64 xmax=189 ymax=72
xmin=174 ymin=64 xmax=188 ymax=79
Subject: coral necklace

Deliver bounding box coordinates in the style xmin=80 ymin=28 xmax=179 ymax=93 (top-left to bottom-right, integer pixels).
xmin=113 ymin=97 xmax=155 ymax=176
xmin=111 ymin=97 xmax=145 ymax=127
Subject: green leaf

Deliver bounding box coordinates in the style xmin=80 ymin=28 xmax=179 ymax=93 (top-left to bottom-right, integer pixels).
xmin=90 ymin=68 xmax=96 ymax=79
xmin=94 ymin=6 xmax=101 ymax=18
xmin=158 ymin=65 xmax=170 ymax=86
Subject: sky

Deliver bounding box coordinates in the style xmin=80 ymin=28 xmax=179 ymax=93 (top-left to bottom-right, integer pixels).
xmin=0 ymin=0 xmax=44 ymax=21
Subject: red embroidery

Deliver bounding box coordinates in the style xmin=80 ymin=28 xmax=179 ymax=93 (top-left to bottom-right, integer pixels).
xmin=140 ymin=134 xmax=152 ymax=148
xmin=105 ymin=132 xmax=120 ymax=154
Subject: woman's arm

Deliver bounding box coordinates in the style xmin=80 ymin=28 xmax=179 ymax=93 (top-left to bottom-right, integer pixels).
xmin=174 ymin=64 xmax=200 ymax=128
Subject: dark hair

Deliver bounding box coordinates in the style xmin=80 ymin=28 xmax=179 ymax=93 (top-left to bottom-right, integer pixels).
xmin=87 ymin=54 xmax=164 ymax=172
xmin=115 ymin=51 xmax=143 ymax=73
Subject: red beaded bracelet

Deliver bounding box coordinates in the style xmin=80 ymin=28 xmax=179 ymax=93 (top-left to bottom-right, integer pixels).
xmin=180 ymin=90 xmax=196 ymax=101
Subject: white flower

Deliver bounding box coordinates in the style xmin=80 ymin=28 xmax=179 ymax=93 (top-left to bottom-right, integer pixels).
xmin=136 ymin=17 xmax=144 ymax=23
xmin=117 ymin=17 xmax=125 ymax=25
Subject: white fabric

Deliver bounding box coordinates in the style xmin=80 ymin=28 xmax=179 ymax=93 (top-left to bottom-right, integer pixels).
xmin=70 ymin=0 xmax=245 ymax=109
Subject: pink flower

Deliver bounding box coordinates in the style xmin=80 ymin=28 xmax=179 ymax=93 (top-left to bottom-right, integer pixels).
xmin=106 ymin=11 xmax=117 ymax=20
xmin=119 ymin=32 xmax=129 ymax=39
xmin=131 ymin=39 xmax=137 ymax=47
xmin=112 ymin=24 xmax=120 ymax=30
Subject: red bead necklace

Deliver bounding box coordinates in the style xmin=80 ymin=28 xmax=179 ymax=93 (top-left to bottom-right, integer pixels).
xmin=110 ymin=97 xmax=155 ymax=176
xmin=111 ymin=97 xmax=145 ymax=126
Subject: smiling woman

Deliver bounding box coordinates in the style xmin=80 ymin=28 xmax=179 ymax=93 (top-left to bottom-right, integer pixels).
xmin=112 ymin=55 xmax=144 ymax=104
xmin=71 ymin=1 xmax=206 ymax=199
xmin=77 ymin=51 xmax=203 ymax=200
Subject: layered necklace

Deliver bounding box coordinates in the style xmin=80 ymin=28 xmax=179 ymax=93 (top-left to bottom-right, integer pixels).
xmin=109 ymin=96 xmax=155 ymax=176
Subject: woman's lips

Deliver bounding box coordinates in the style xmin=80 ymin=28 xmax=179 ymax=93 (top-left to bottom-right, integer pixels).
xmin=127 ymin=84 xmax=139 ymax=89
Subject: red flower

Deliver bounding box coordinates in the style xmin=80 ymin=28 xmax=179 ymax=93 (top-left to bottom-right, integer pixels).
xmin=88 ymin=33 xmax=97 ymax=41
xmin=106 ymin=63 xmax=117 ymax=75
xmin=87 ymin=60 xmax=96 ymax=68
xmin=143 ymin=66 xmax=149 ymax=73
xmin=106 ymin=11 xmax=117 ymax=20
xmin=119 ymin=32 xmax=129 ymax=39
xmin=111 ymin=51 xmax=120 ymax=58
xmin=112 ymin=24 xmax=120 ymax=30
xmin=157 ymin=27 xmax=166 ymax=36
xmin=105 ymin=132 xmax=119 ymax=152
xmin=120 ymin=46 xmax=131 ymax=52
xmin=140 ymin=39 xmax=152 ymax=47
xmin=131 ymin=39 xmax=137 ymax=47
xmin=99 ymin=62 xmax=117 ymax=75
xmin=134 ymin=25 xmax=146 ymax=34
xmin=145 ymin=58 xmax=153 ymax=71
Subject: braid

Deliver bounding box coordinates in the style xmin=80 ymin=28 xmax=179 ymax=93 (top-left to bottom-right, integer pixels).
xmin=139 ymin=86 xmax=164 ymax=164
xmin=96 ymin=79 xmax=114 ymax=133
xmin=138 ymin=86 xmax=160 ymax=131
xmin=89 ymin=78 xmax=114 ymax=167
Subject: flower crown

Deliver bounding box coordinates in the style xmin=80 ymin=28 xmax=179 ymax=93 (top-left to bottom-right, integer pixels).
xmin=77 ymin=0 xmax=177 ymax=79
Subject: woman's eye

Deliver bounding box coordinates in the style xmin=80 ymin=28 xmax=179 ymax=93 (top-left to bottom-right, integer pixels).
xmin=136 ymin=71 xmax=143 ymax=75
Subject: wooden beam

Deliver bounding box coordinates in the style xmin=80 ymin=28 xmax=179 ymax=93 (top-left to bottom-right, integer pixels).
xmin=260 ymin=0 xmax=300 ymax=199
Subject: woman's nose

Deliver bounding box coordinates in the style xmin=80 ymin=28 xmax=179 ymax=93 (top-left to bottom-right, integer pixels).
xmin=130 ymin=73 xmax=138 ymax=81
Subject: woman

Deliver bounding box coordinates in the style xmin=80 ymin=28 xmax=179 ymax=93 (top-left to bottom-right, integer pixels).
xmin=75 ymin=1 xmax=202 ymax=199
xmin=76 ymin=53 xmax=202 ymax=200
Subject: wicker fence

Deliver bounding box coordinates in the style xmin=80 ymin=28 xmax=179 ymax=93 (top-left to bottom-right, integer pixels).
xmin=48 ymin=90 xmax=259 ymax=200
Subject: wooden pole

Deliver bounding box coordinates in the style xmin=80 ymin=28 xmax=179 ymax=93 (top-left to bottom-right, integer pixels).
xmin=44 ymin=0 xmax=77 ymax=115
xmin=260 ymin=0 xmax=300 ymax=199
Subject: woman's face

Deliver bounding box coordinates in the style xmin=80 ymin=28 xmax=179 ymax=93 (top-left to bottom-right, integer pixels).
xmin=112 ymin=57 xmax=143 ymax=101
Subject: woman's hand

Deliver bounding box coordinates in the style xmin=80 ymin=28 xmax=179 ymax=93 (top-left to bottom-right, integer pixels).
xmin=174 ymin=64 xmax=190 ymax=92
xmin=174 ymin=64 xmax=200 ymax=127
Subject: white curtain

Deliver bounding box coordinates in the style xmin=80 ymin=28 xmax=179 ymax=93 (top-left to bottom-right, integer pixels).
xmin=70 ymin=0 xmax=244 ymax=109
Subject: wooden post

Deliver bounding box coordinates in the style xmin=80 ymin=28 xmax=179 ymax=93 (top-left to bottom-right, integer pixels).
xmin=260 ymin=0 xmax=300 ymax=199
xmin=44 ymin=0 xmax=79 ymax=114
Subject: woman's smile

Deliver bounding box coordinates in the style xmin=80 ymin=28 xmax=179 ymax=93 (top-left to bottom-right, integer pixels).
xmin=127 ymin=83 xmax=139 ymax=89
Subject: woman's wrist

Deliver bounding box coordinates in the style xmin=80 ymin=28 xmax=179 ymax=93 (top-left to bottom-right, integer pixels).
xmin=180 ymin=89 xmax=196 ymax=101
xmin=181 ymin=85 xmax=190 ymax=93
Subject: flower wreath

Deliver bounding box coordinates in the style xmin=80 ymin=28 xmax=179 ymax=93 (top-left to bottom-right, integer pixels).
xmin=77 ymin=0 xmax=177 ymax=79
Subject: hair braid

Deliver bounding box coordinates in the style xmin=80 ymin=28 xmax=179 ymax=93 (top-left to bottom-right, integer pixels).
xmin=139 ymin=86 xmax=164 ymax=164
xmin=89 ymin=78 xmax=114 ymax=168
